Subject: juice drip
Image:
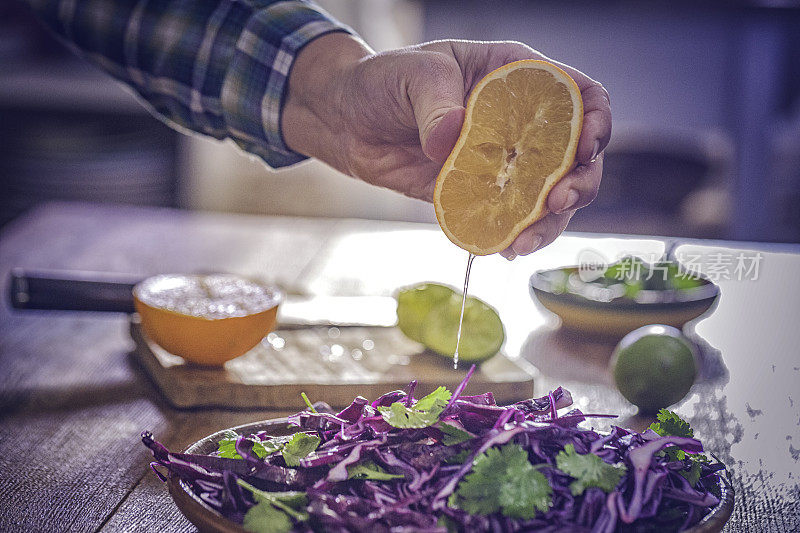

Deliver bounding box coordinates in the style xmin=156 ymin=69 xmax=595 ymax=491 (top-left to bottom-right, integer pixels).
xmin=453 ymin=253 xmax=476 ymax=370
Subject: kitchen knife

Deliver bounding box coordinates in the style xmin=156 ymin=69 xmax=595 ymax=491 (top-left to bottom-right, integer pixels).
xmin=8 ymin=269 xmax=397 ymax=328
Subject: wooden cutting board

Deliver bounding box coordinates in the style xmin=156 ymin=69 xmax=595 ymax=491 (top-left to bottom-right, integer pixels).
xmin=129 ymin=319 xmax=536 ymax=410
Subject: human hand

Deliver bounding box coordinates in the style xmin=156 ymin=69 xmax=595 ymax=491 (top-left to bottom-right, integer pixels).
xmin=282 ymin=33 xmax=611 ymax=258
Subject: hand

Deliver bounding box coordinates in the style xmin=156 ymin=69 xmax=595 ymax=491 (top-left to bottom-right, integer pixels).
xmin=282 ymin=33 xmax=611 ymax=258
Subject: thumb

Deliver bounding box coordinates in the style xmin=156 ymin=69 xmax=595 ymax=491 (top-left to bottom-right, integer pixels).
xmin=406 ymin=53 xmax=465 ymax=163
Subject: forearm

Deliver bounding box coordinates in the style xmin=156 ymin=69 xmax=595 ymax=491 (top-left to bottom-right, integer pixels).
xmin=25 ymin=0 xmax=354 ymax=168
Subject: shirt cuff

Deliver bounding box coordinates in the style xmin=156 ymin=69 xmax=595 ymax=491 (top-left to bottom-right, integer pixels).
xmin=221 ymin=1 xmax=354 ymax=168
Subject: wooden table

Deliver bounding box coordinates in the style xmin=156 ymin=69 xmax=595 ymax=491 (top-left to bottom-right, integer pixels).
xmin=1 ymin=202 xmax=798 ymax=531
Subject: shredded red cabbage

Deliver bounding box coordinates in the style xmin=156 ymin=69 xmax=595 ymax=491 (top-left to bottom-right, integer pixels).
xmin=142 ymin=367 xmax=727 ymax=532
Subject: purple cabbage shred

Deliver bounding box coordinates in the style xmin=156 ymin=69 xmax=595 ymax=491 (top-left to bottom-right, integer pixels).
xmin=141 ymin=367 xmax=726 ymax=532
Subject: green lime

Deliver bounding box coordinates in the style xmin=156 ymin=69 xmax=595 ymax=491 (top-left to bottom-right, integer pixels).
xmin=420 ymin=295 xmax=504 ymax=362
xmin=396 ymin=283 xmax=456 ymax=343
xmin=612 ymin=325 xmax=697 ymax=413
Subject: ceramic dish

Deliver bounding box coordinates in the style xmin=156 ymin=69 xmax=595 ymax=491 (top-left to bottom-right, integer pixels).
xmin=166 ymin=419 xmax=734 ymax=533
xmin=529 ymin=267 xmax=720 ymax=337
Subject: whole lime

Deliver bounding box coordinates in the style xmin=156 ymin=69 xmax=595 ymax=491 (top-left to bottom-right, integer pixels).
xmin=611 ymin=325 xmax=697 ymax=413
xmin=396 ymin=283 xmax=455 ymax=343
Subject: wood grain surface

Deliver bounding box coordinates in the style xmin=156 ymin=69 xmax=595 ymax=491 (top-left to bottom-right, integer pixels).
xmin=130 ymin=319 xmax=535 ymax=409
xmin=1 ymin=202 xmax=798 ymax=532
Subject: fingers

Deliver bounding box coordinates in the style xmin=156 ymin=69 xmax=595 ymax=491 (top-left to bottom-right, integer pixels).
xmin=533 ymin=59 xmax=610 ymax=167
xmin=575 ymin=84 xmax=611 ymax=165
xmin=424 ymin=107 xmax=465 ymax=164
xmin=547 ymin=153 xmax=603 ymax=215
xmin=404 ymin=51 xmax=466 ymax=162
xmin=401 ymin=40 xmax=608 ymax=262
xmin=411 ymin=40 xmax=611 ymax=172
xmin=501 ymin=210 xmax=575 ymax=260
xmin=500 ymin=151 xmax=595 ymax=262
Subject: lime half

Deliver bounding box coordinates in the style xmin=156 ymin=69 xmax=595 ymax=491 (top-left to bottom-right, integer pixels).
xmin=421 ymin=295 xmax=504 ymax=362
xmin=396 ymin=283 xmax=456 ymax=343
xmin=612 ymin=325 xmax=697 ymax=413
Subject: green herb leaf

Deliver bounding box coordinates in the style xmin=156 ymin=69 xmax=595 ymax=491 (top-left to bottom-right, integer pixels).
xmin=347 ymin=459 xmax=405 ymax=481
xmin=216 ymin=431 xmax=242 ymax=459
xmin=650 ymin=409 xmax=691 ymax=463
xmin=237 ymin=480 xmax=308 ymax=516
xmin=378 ymin=402 xmax=442 ymax=428
xmin=663 ymin=447 xmax=686 ymax=462
xmin=649 ymin=409 xmax=694 ymax=438
xmin=281 ymin=432 xmax=321 ymax=467
xmin=242 ymin=500 xmax=292 ymax=533
xmin=445 ymin=449 xmax=472 ymax=465
xmin=669 ymin=263 xmax=704 ymax=290
xmin=437 ymin=422 xmax=474 ymax=446
xmin=678 ymin=453 xmax=710 ymax=487
xmin=237 ymin=479 xmax=308 ymax=532
xmin=604 ymin=256 xmax=645 ymax=283
xmin=679 ymin=460 xmax=703 ymax=488
xmin=449 ymin=443 xmax=552 ymax=519
xmin=414 ymin=386 xmax=452 ymax=411
xmin=216 ymin=431 xmax=282 ymax=460
xmin=437 ymin=514 xmax=459 ymax=533
xmin=555 ymin=444 xmax=626 ymax=496
xmin=648 ymin=410 xmax=711 ymax=486
xmin=623 ymin=279 xmax=643 ymax=298
xmin=377 ymin=387 xmax=452 ymax=429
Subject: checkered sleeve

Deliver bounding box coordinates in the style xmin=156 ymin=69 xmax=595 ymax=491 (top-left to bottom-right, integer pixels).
xmin=25 ymin=0 xmax=355 ymax=168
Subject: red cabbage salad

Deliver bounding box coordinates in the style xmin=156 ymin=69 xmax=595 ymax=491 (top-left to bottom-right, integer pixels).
xmin=142 ymin=366 xmax=728 ymax=532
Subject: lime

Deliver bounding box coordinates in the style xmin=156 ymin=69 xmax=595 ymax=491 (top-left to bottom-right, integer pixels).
xmin=420 ymin=295 xmax=504 ymax=362
xmin=396 ymin=283 xmax=456 ymax=343
xmin=611 ymin=325 xmax=697 ymax=413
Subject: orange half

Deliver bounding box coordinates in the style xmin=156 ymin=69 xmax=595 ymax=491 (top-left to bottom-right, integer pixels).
xmin=133 ymin=274 xmax=282 ymax=366
xmin=433 ymin=60 xmax=583 ymax=255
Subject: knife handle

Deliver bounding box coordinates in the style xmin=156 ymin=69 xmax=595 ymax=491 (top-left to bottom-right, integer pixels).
xmin=8 ymin=269 xmax=140 ymax=313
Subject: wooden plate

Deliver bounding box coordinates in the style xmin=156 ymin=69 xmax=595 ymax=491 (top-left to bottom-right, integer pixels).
xmin=530 ymin=268 xmax=720 ymax=338
xmin=167 ymin=419 xmax=734 ymax=533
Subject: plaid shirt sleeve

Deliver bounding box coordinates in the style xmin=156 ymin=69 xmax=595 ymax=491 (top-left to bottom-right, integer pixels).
xmin=26 ymin=0 xmax=355 ymax=168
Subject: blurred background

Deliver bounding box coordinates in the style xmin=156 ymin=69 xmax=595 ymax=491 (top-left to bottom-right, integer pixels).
xmin=1 ymin=0 xmax=799 ymax=242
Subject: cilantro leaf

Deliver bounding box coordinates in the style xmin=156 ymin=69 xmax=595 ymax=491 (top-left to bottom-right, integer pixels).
xmin=216 ymin=431 xmax=282 ymax=460
xmin=377 ymin=387 xmax=451 ymax=429
xmin=237 ymin=479 xmax=308 ymax=533
xmin=679 ymin=453 xmax=710 ymax=487
xmin=445 ymin=449 xmax=472 ymax=465
xmin=414 ymin=386 xmax=452 ymax=411
xmin=437 ymin=422 xmax=474 ymax=446
xmin=437 ymin=514 xmax=459 ymax=533
xmin=555 ymin=444 xmax=626 ymax=496
xmin=347 ymin=459 xmax=405 ymax=480
xmin=379 ymin=402 xmax=443 ymax=428
xmin=665 ymin=447 xmax=685 ymax=462
xmin=216 ymin=431 xmax=242 ymax=459
xmin=649 ymin=409 xmax=693 ymax=438
xmin=648 ymin=410 xmax=710 ymax=487
xmin=449 ymin=443 xmax=552 ymax=519
xmin=242 ymin=501 xmax=292 ymax=533
xmin=281 ymin=432 xmax=321 ymax=467
xmin=679 ymin=460 xmax=703 ymax=487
